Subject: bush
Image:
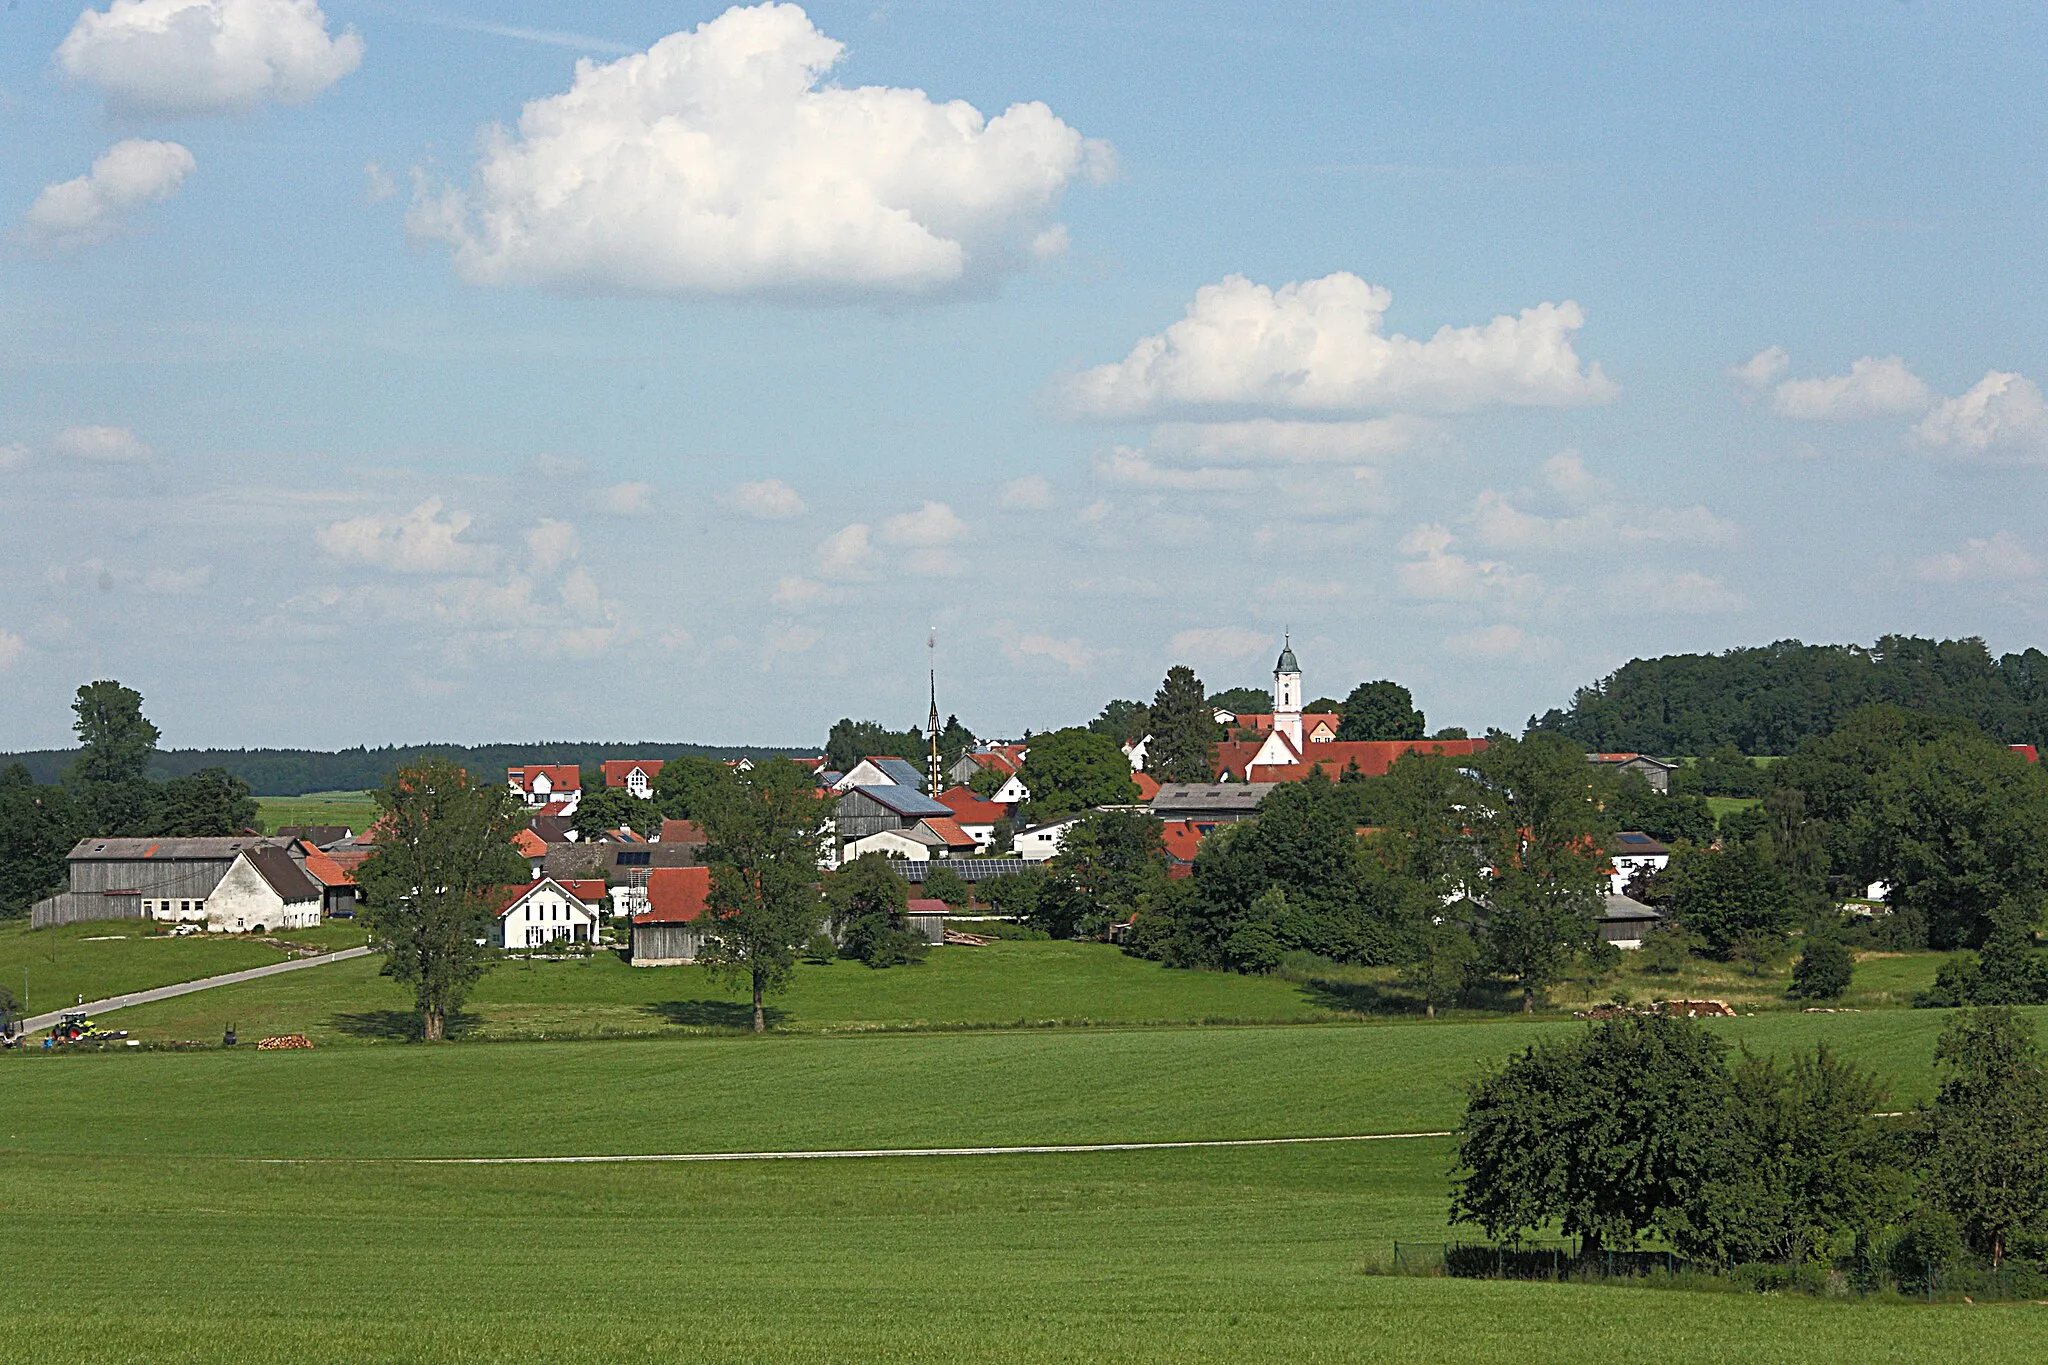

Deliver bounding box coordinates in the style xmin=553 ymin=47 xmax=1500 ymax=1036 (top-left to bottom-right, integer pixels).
xmin=1636 ymin=924 xmax=1696 ymax=975
xmin=1789 ymin=936 xmax=1853 ymax=1000
xmin=1888 ymin=1209 xmax=1964 ymax=1292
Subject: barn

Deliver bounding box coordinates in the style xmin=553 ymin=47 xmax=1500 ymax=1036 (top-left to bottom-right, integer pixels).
xmin=631 ymin=866 xmax=713 ymax=966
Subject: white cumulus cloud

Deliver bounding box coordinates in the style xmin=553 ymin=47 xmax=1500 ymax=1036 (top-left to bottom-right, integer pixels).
xmin=0 ymin=629 xmax=24 ymax=670
xmin=1912 ymin=371 xmax=2048 ymax=464
xmin=0 ymin=442 xmax=28 ymax=469
xmin=1397 ymin=524 xmax=1538 ymax=602
xmin=1771 ymin=355 xmax=1931 ymax=420
xmin=1730 ymin=345 xmax=1789 ymax=391
xmin=1444 ymin=624 xmax=1552 ymax=660
xmin=816 ymin=522 xmax=875 ymax=578
xmin=1060 ymin=272 xmax=1615 ymax=419
xmin=525 ymin=519 xmax=580 ymax=572
xmin=881 ymin=500 xmax=969 ymax=546
xmin=57 ymin=0 xmax=362 ymax=116
xmin=409 ymin=2 xmax=1109 ymax=297
xmin=22 ymin=139 xmax=194 ymax=247
xmin=1914 ymin=531 xmax=2042 ymax=583
xmin=597 ymin=481 xmax=654 ymax=515
xmin=316 ymin=497 xmax=498 ymax=574
xmin=722 ymin=477 xmax=807 ymax=519
xmin=1096 ymin=448 xmax=1254 ymax=491
xmin=1008 ymin=633 xmax=1099 ymax=672
xmin=53 ymin=425 xmax=150 ymax=461
xmin=1000 ymin=474 xmax=1052 ymax=510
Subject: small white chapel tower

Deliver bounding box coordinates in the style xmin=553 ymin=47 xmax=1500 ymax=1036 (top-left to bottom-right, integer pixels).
xmin=1273 ymin=632 xmax=1303 ymax=751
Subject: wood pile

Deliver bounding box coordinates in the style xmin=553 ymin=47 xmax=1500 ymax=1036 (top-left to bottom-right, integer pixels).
xmin=256 ymin=1034 xmax=314 ymax=1050
xmin=1659 ymin=1000 xmax=1736 ymax=1018
xmin=943 ymin=930 xmax=990 ymax=946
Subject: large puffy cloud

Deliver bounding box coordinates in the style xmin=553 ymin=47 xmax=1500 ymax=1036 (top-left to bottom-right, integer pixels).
xmin=409 ymin=3 xmax=1109 ymax=297
xmin=316 ymin=498 xmax=497 ymax=574
xmin=1913 ymin=371 xmax=2048 ymax=463
xmin=56 ymin=0 xmax=362 ymax=116
xmin=721 ymin=477 xmax=807 ymax=519
xmin=1396 ymin=524 xmax=1538 ymax=602
xmin=22 ymin=139 xmax=194 ymax=246
xmin=1914 ymin=531 xmax=2042 ymax=583
xmin=1060 ymin=273 xmax=1616 ymax=419
xmin=1771 ymin=355 xmax=1931 ymax=420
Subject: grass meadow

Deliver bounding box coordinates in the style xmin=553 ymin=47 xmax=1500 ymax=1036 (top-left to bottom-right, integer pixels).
xmin=6 ymin=1011 xmax=2046 ymax=1363
xmin=0 ymin=919 xmax=367 ymax=1018
xmin=254 ymin=790 xmax=379 ymax=835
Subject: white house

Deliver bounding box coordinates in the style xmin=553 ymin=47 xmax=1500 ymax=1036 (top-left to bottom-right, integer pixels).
xmin=494 ymin=877 xmax=606 ymax=948
xmin=988 ymin=772 xmax=1029 ymax=805
xmin=601 ymin=759 xmax=665 ymax=800
xmin=508 ymin=764 xmax=582 ymax=815
xmin=203 ymin=845 xmax=323 ymax=933
xmin=831 ymin=756 xmax=928 ymax=792
xmin=1013 ymin=814 xmax=1088 ymax=862
xmin=1606 ymin=831 xmax=1673 ymax=894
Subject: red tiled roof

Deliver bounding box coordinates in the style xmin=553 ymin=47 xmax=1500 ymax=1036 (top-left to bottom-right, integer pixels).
xmin=491 ymin=877 xmax=603 ymax=918
xmin=936 ymin=786 xmax=1007 ymax=824
xmin=1159 ymin=819 xmax=1204 ymax=864
xmin=509 ymin=764 xmax=581 ymax=793
xmin=966 ymin=751 xmax=1021 ymax=776
xmin=1130 ymin=771 xmax=1161 ymax=802
xmin=297 ymin=841 xmax=356 ymax=887
xmin=919 ymin=817 xmax=978 ymax=849
xmin=906 ymin=898 xmax=949 ymax=914
xmin=534 ymin=799 xmax=575 ymax=818
xmin=558 ymin=879 xmax=607 ymax=905
xmin=635 ymin=866 xmax=712 ymax=924
xmin=660 ymin=819 xmax=707 ymax=843
xmin=2012 ymin=744 xmax=2039 ymax=763
xmin=1226 ymin=712 xmax=1342 ymax=737
xmin=600 ymin=759 xmax=665 ymax=787
xmin=512 ymin=828 xmax=548 ymax=857
xmin=1214 ymin=737 xmax=1490 ymax=783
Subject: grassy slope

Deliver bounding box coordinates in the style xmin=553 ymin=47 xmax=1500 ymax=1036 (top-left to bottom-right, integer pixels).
xmin=255 ymin=790 xmax=378 ymax=835
xmin=6 ymin=1014 xmax=2043 ymax=1363
xmin=0 ymin=920 xmax=349 ymax=1016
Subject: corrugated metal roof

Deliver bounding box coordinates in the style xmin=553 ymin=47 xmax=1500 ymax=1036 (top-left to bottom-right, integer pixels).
xmin=69 ymin=836 xmax=281 ymax=861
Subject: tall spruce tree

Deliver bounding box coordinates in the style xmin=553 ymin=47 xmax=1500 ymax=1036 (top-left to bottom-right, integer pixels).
xmin=1146 ymin=664 xmax=1215 ymax=782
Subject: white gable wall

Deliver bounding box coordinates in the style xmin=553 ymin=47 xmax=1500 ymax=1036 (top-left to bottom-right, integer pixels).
xmin=205 ymin=854 xmax=320 ymax=933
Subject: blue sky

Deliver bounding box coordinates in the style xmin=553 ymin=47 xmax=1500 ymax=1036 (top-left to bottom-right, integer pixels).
xmin=4 ymin=1 xmax=2047 ymax=751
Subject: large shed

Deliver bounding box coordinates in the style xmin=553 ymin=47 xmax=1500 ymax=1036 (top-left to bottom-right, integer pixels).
xmin=30 ymin=836 xmax=291 ymax=929
xmin=631 ymin=866 xmax=714 ymax=966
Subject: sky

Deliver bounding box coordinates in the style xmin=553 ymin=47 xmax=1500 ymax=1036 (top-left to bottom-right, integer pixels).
xmin=5 ymin=1 xmax=2048 ymax=752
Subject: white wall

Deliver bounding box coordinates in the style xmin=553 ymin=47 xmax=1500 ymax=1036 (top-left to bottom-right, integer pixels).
xmin=205 ymin=856 xmax=320 ymax=933
xmin=498 ymin=887 xmax=598 ymax=948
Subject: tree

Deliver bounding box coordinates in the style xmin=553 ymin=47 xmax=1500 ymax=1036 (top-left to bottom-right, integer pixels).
xmin=920 ymin=863 xmax=970 ymax=908
xmin=1336 ymin=680 xmax=1425 ymax=742
xmin=1401 ymin=908 xmax=1478 ymax=1017
xmin=70 ymin=679 xmax=159 ymax=786
xmin=353 ymin=759 xmax=528 ymax=1041
xmin=1145 ymin=665 xmax=1216 ymax=782
xmin=1788 ymin=935 xmax=1854 ymax=1001
xmin=155 ymin=768 xmax=258 ymax=837
xmin=1088 ymin=698 xmax=1150 ymax=744
xmin=1664 ymin=842 xmax=1796 ymax=960
xmin=1924 ymin=1007 xmax=2048 ymax=1265
xmin=1046 ymin=810 xmax=1169 ymax=939
xmin=1207 ymin=686 xmax=1270 ymax=718
xmin=1015 ymin=727 xmax=1137 ymax=820
xmin=1471 ymin=734 xmax=1611 ymax=1012
xmin=1453 ymin=1013 xmax=1735 ymax=1258
xmin=965 ymin=765 xmax=1009 ymax=798
xmin=652 ymin=755 xmax=729 ymax=821
xmin=824 ymin=718 xmax=924 ymax=773
xmin=826 ymin=854 xmax=926 ymax=968
xmin=574 ymin=786 xmax=663 ymax=841
xmin=1671 ymin=1046 xmax=1908 ymax=1263
xmin=694 ymin=758 xmax=832 ymax=1031
xmin=0 ymin=765 xmax=85 ymax=918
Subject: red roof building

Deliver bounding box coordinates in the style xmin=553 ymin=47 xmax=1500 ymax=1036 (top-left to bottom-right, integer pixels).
xmin=937 ymin=786 xmax=1009 ymax=825
xmin=1213 ymin=736 xmax=1489 ymax=783
xmin=600 ymin=759 xmax=665 ymax=796
xmin=634 ymin=866 xmax=713 ymax=924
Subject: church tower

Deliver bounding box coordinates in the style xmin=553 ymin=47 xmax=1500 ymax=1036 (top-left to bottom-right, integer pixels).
xmin=1273 ymin=632 xmax=1303 ymax=750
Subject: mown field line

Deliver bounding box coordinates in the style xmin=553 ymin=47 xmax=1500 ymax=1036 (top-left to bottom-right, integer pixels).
xmin=258 ymin=1131 xmax=1455 ymax=1166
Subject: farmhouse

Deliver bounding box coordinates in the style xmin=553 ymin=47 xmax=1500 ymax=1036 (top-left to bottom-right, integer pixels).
xmin=296 ymin=839 xmax=365 ymax=916
xmin=631 ymin=866 xmax=713 ymax=965
xmin=1606 ymin=830 xmax=1672 ymax=894
xmin=30 ymin=835 xmax=294 ymax=929
xmin=507 ymin=764 xmax=581 ymax=814
xmin=830 ymin=756 xmax=928 ymax=793
xmin=204 ymin=845 xmax=323 ymax=933
xmin=494 ymin=877 xmax=605 ymax=949
xmin=1586 ymin=752 xmax=1678 ymax=793
xmin=833 ymin=784 xmax=958 ymax=863
xmin=600 ymin=759 xmax=664 ymax=799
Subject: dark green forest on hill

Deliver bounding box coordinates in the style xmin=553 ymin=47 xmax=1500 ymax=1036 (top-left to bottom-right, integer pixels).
xmin=0 ymin=740 xmax=801 ymax=797
xmin=1530 ymin=636 xmax=2048 ymax=754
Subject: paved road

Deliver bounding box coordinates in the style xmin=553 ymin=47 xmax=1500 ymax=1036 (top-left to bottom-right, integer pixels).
xmin=19 ymin=945 xmax=375 ymax=1033
xmin=264 ymin=1131 xmax=1455 ymax=1166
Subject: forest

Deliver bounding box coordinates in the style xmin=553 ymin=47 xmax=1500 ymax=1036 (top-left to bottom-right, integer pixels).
xmin=1530 ymin=635 xmax=2048 ymax=755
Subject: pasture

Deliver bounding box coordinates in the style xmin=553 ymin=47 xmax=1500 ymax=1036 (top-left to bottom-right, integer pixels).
xmin=5 ymin=1012 xmax=2043 ymax=1363
xmin=0 ymin=919 xmax=363 ymax=1018
xmin=255 ymin=789 xmax=379 ymax=835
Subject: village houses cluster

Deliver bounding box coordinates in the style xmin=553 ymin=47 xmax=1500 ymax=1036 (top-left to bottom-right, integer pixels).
xmin=27 ymin=645 xmax=1692 ymax=961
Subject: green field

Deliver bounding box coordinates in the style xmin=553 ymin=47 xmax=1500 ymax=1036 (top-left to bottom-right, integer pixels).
xmin=255 ymin=789 xmax=378 ymax=835
xmin=0 ymin=919 xmax=365 ymax=1018
xmin=5 ymin=1011 xmax=2043 ymax=1363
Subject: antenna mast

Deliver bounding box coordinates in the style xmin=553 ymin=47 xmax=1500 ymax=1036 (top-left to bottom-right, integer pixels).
xmin=926 ymin=630 xmax=942 ymax=795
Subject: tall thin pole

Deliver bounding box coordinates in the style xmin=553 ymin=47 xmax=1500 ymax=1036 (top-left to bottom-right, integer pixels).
xmin=927 ymin=631 xmax=942 ymax=795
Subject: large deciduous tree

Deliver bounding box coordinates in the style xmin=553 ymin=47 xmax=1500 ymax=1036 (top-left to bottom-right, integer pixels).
xmin=354 ymin=758 xmax=528 ymax=1042
xmin=1453 ymin=1013 xmax=1735 ymax=1258
xmin=0 ymin=764 xmax=85 ymax=919
xmin=1146 ymin=665 xmax=1216 ymax=782
xmin=694 ymin=758 xmax=831 ymax=1032
xmin=1336 ymin=680 xmax=1425 ymax=741
xmin=68 ymin=679 xmax=162 ymax=834
xmin=1016 ymin=727 xmax=1138 ymax=820
xmin=1471 ymin=734 xmax=1610 ymax=1012
xmin=156 ymin=767 xmax=259 ymax=836
xmin=1923 ymin=1007 xmax=2048 ymax=1265
xmin=652 ymin=754 xmax=729 ymax=821
xmin=1664 ymin=841 xmax=1797 ymax=961
xmin=826 ymin=853 xmax=925 ymax=968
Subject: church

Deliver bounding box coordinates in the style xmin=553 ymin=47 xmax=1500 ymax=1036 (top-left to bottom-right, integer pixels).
xmin=1209 ymin=640 xmax=1488 ymax=782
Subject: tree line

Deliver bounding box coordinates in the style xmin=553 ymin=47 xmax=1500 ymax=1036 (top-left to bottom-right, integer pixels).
xmin=1531 ymin=634 xmax=2048 ymax=755
xmin=1454 ymin=1007 xmax=2048 ymax=1279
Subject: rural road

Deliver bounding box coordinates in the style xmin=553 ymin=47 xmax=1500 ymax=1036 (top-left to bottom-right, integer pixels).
xmin=264 ymin=1131 xmax=1457 ymax=1166
xmin=19 ymin=945 xmax=374 ymax=1033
